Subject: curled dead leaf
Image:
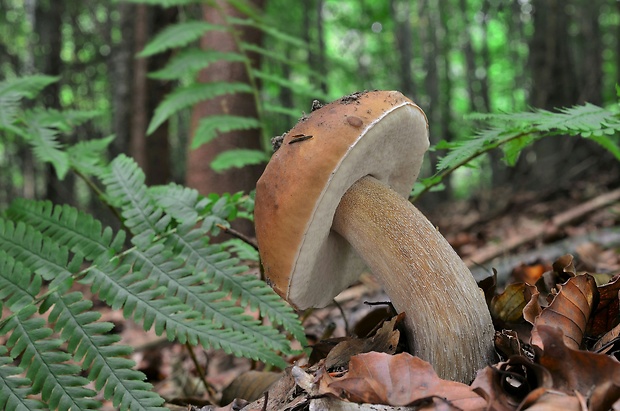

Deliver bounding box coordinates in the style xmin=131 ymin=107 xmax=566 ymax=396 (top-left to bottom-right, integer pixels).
xmin=587 ymin=275 xmax=620 ymax=337
xmin=534 ymin=325 xmax=620 ymax=411
xmin=471 ymin=356 xmax=551 ymax=411
xmin=328 ymin=352 xmax=486 ymax=408
xmin=530 ymin=274 xmax=598 ymax=349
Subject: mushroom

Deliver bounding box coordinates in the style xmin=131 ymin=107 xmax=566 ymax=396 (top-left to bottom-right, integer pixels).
xmin=254 ymin=90 xmax=495 ymax=382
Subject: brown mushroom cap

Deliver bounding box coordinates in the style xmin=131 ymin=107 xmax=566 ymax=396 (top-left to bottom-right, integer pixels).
xmin=255 ymin=90 xmax=429 ymax=309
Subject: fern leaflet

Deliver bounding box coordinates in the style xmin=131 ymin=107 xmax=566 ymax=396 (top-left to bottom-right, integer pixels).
xmin=192 ymin=115 xmax=262 ymax=149
xmin=0 ymin=345 xmax=44 ymax=410
xmin=139 ymin=21 xmax=226 ymax=57
xmin=42 ymin=292 xmax=167 ymax=411
xmin=0 ymin=306 xmax=100 ymax=410
xmin=147 ymin=82 xmax=254 ymax=135
xmin=149 ymin=48 xmax=248 ymax=80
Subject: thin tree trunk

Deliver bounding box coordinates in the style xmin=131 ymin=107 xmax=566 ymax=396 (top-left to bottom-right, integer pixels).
xmin=186 ymin=0 xmax=266 ymax=236
xmin=110 ymin=1 xmax=135 ymax=157
xmin=130 ymin=4 xmax=149 ymax=170
xmin=390 ymin=0 xmax=415 ymax=98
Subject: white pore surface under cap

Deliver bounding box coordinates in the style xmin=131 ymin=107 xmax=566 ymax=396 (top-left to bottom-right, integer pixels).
xmin=287 ymin=104 xmax=429 ymax=309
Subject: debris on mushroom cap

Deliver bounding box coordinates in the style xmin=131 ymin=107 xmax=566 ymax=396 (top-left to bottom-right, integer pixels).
xmin=254 ymin=90 xmax=430 ymax=309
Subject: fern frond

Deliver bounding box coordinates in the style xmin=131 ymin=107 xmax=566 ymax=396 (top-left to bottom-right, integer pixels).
xmin=126 ymin=243 xmax=291 ymax=354
xmin=42 ymin=292 xmax=167 ymax=411
xmin=228 ymin=17 xmax=307 ymax=48
xmin=102 ymin=155 xmax=171 ymax=249
xmin=169 ymin=226 xmax=307 ymax=346
xmin=139 ymin=21 xmax=226 ymax=57
xmin=20 ymin=110 xmax=70 ymax=179
xmin=253 ymin=69 xmax=329 ymax=101
xmin=1 ymin=306 xmax=100 ymax=410
xmin=263 ymin=102 xmax=304 ymax=118
xmin=147 ymin=82 xmax=254 ymax=134
xmin=192 ymin=115 xmax=261 ymax=149
xmin=6 ymin=199 xmax=126 ymax=264
xmin=0 ymin=252 xmax=40 ymax=313
xmin=0 ymin=75 xmax=58 ymax=132
xmin=210 ymin=148 xmax=270 ymax=172
xmin=0 ymin=218 xmax=75 ymax=291
xmin=149 ymin=48 xmax=248 ymax=80
xmin=84 ymin=261 xmax=288 ymax=367
xmin=66 ymin=135 xmax=115 ymax=177
xmin=148 ymin=183 xmax=202 ymax=226
xmin=436 ymin=128 xmax=516 ymax=172
xmin=122 ymin=0 xmax=197 ymax=6
xmin=0 ymin=345 xmax=44 ymax=411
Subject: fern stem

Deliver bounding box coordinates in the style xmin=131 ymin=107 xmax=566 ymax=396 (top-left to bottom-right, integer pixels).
xmin=73 ymin=167 xmax=125 ymax=222
xmin=411 ymin=129 xmax=540 ymax=202
xmin=184 ymin=342 xmax=217 ymax=400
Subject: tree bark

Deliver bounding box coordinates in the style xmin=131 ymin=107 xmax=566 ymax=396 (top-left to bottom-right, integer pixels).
xmin=130 ymin=5 xmax=175 ymax=186
xmin=186 ymin=0 xmax=266 ymax=236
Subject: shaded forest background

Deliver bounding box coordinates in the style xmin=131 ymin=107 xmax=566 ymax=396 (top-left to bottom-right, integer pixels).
xmin=1 ymin=0 xmax=619 ymax=226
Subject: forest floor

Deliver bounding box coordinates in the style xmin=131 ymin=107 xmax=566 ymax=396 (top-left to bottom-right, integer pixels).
xmin=100 ymin=177 xmax=620 ymax=409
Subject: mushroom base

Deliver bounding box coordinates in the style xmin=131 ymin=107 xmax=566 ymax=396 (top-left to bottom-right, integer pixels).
xmin=332 ymin=175 xmax=496 ymax=383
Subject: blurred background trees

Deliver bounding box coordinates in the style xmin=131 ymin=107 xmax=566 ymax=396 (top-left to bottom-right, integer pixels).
xmin=1 ymin=0 xmax=619 ymax=225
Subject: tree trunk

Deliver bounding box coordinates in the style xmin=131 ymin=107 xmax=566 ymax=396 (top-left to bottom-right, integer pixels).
xmin=130 ymin=5 xmax=175 ymax=186
xmin=390 ymin=0 xmax=415 ymax=98
xmin=35 ymin=0 xmax=71 ymax=205
xmin=186 ymin=0 xmax=266 ymax=236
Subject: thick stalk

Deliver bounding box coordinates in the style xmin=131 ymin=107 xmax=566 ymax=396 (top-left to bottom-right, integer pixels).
xmin=332 ymin=176 xmax=495 ymax=382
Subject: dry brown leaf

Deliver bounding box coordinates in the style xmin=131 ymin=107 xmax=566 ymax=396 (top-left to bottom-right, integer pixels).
xmin=535 ymin=325 xmax=620 ymax=411
xmin=587 ymin=275 xmax=620 ymax=337
xmin=593 ymin=321 xmax=620 ymax=353
xmin=471 ymin=356 xmax=551 ymax=411
xmin=329 ymin=352 xmax=486 ymax=409
xmin=518 ymin=388 xmax=585 ymax=411
xmin=491 ymin=283 xmax=538 ymax=324
xmin=220 ymin=370 xmax=282 ymax=403
xmin=324 ymin=314 xmax=401 ymax=370
xmin=530 ymin=274 xmax=598 ymax=349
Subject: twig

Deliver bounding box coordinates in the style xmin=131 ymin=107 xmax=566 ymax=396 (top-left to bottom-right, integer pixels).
xmin=184 ymin=343 xmax=217 ymax=400
xmin=216 ymin=223 xmax=259 ymax=250
xmin=466 ymin=187 xmax=620 ymax=269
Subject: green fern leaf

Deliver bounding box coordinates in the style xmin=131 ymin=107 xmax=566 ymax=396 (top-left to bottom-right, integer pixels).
xmin=67 ymin=135 xmax=115 ymax=177
xmin=169 ymin=226 xmax=307 ymax=346
xmin=147 ymin=82 xmax=254 ymax=134
xmin=228 ymin=17 xmax=307 ymax=48
xmin=149 ymin=48 xmax=247 ymax=80
xmin=0 ymin=345 xmax=45 ymax=410
xmin=0 ymin=75 xmax=57 ymax=131
xmin=192 ymin=115 xmax=261 ymax=149
xmin=6 ymin=199 xmax=126 ymax=264
xmin=102 ymin=155 xmax=171 ymax=249
xmin=0 ymin=252 xmax=40 ymax=312
xmin=210 ymin=148 xmax=270 ymax=172
xmin=0 ymin=218 xmax=75 ymax=291
xmin=253 ymin=69 xmax=330 ymax=101
xmin=123 ymin=0 xmax=197 ymax=6
xmin=126 ymin=243 xmax=291 ymax=353
xmin=139 ymin=21 xmax=226 ymax=57
xmin=42 ymin=292 xmax=167 ymax=411
xmin=1 ymin=306 xmax=100 ymax=410
xmin=84 ymin=260 xmax=287 ymax=367
xmin=20 ymin=110 xmax=70 ymax=179
xmin=148 ymin=183 xmax=202 ymax=226
xmin=263 ymin=102 xmax=304 ymax=118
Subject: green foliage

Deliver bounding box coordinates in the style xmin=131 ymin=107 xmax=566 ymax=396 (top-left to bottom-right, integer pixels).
xmin=138 ymin=0 xmax=324 ymax=171
xmin=412 ymin=102 xmax=620 ymax=200
xmin=0 ymin=76 xmax=306 ymax=410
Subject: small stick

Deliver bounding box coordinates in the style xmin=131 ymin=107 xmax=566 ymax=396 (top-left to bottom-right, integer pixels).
xmin=216 ymin=224 xmax=259 ymax=251
xmin=288 ymin=134 xmax=313 ymax=144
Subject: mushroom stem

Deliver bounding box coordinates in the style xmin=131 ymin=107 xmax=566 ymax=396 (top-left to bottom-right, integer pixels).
xmin=332 ymin=175 xmax=495 ymax=383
